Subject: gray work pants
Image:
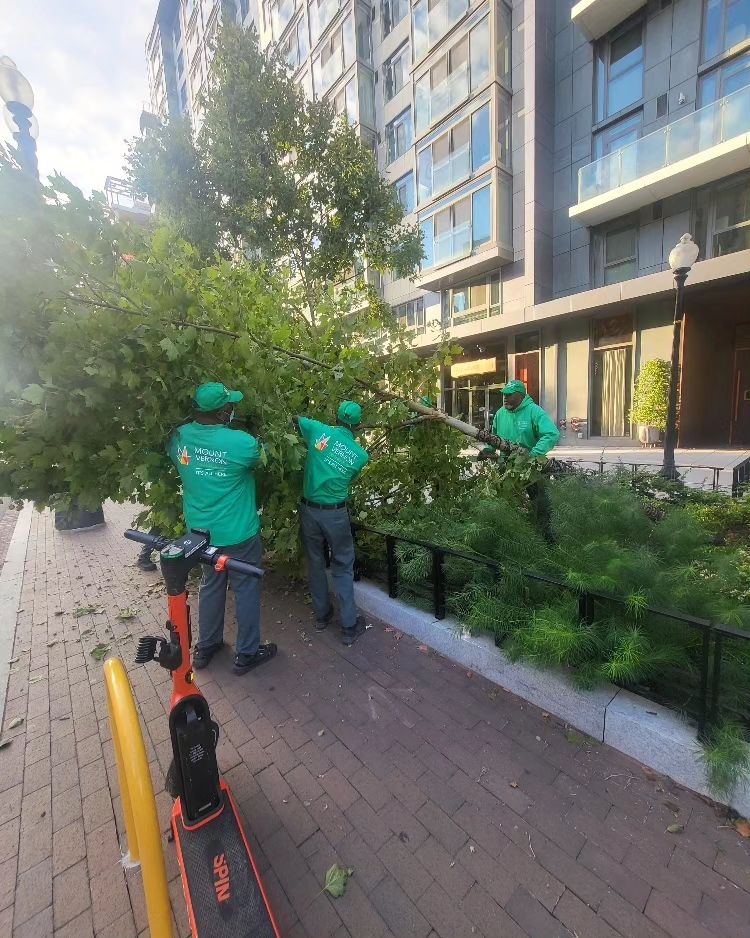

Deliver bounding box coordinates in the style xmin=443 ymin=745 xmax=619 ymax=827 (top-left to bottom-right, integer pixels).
xmin=197 ymin=535 xmax=262 ymax=656
xmin=300 ymin=504 xmax=358 ymax=630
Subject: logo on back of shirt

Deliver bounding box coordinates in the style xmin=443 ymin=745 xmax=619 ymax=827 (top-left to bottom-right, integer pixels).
xmin=314 ymin=434 xmax=330 ymax=452
xmin=179 ymin=446 xmax=191 ymax=466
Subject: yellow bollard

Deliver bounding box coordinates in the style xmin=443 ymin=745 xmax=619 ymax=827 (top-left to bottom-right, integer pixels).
xmin=104 ymin=658 xmax=174 ymax=938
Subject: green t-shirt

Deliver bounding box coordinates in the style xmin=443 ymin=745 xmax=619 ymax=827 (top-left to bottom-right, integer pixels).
xmin=168 ymin=422 xmax=262 ymax=546
xmin=297 ymin=417 xmax=369 ymax=504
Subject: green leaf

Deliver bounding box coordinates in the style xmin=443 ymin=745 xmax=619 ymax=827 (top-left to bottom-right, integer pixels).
xmin=323 ymin=864 xmax=353 ymax=898
xmin=666 ymin=824 xmax=684 ymax=834
xmin=90 ymin=643 xmax=110 ymax=662
xmin=159 ymin=337 xmax=179 ymax=360
xmin=21 ymin=384 xmax=45 ymax=405
xmin=73 ymin=606 xmax=104 ymax=618
xmin=116 ymin=608 xmax=136 ymax=620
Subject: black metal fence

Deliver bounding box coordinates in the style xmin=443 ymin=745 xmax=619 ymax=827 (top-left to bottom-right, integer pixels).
xmin=353 ymin=523 xmax=750 ymax=738
xmin=555 ymin=455 xmax=750 ymax=496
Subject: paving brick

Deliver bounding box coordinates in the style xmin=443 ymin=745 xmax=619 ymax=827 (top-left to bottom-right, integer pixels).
xmin=13 ymin=857 xmax=52 ymax=928
xmin=378 ymin=798 xmax=429 ymax=852
xmin=12 ymin=904 xmax=53 ymax=938
xmin=0 ymin=854 xmax=17 ymax=913
xmin=644 ymin=891 xmax=718 ymax=938
xmin=319 ymin=768 xmax=359 ymax=813
xmin=599 ymin=892 xmax=673 ymax=938
xmin=52 ymin=858 xmax=90 ymax=929
xmin=52 ymin=819 xmax=86 ymax=876
xmin=416 ymin=802 xmax=467 ymax=855
xmin=414 ymin=836 xmax=472 ymax=901
xmin=370 ymin=876 xmax=431 ymax=938
xmin=336 ymin=831 xmax=387 ymax=895
xmin=286 ymin=764 xmax=325 ymax=805
xmin=554 ymin=889 xmax=624 ymax=938
xmin=52 ymin=907 xmax=94 ymax=938
xmin=506 ymin=885 xmax=574 ymax=938
xmin=345 ymin=798 xmax=391 ymax=852
xmin=416 ymin=880 xmax=478 ymax=938
xmin=461 ymin=882 xmax=528 ymax=938
xmin=415 ymin=771 xmax=465 ymax=815
xmin=578 ymin=840 xmax=651 ymax=911
xmin=51 ymin=786 xmax=81 ymax=834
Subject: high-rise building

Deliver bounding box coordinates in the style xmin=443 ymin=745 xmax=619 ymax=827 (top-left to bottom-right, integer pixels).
xmin=145 ymin=0 xmax=750 ymax=447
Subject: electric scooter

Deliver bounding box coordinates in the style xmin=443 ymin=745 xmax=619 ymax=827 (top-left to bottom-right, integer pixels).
xmin=124 ymin=528 xmax=282 ymax=938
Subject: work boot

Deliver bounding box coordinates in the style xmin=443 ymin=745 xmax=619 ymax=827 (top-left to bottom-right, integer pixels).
xmin=233 ymin=643 xmax=278 ymax=675
xmin=341 ymin=617 xmax=367 ymax=647
xmin=192 ymin=642 xmax=224 ymax=670
xmin=137 ymin=550 xmax=157 ymax=572
xmin=316 ymin=606 xmax=334 ymax=631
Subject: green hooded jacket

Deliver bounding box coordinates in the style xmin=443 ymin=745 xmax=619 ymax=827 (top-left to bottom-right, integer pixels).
xmin=488 ymin=395 xmax=560 ymax=457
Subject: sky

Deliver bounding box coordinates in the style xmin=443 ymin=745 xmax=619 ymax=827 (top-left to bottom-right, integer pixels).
xmin=1 ymin=0 xmax=157 ymax=194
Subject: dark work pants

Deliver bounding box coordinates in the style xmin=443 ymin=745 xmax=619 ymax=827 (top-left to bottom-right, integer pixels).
xmin=299 ymin=504 xmax=358 ymax=630
xmin=197 ymin=535 xmax=263 ymax=656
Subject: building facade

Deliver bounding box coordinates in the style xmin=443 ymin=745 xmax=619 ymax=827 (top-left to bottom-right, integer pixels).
xmin=145 ymin=0 xmax=750 ymax=446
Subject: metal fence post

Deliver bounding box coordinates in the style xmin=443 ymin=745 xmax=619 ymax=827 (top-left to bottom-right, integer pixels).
xmin=698 ymin=628 xmax=711 ymax=738
xmin=385 ymin=535 xmax=398 ymax=598
xmin=578 ymin=592 xmax=594 ymax=625
xmin=432 ymin=549 xmax=446 ymax=620
xmin=709 ymin=633 xmax=723 ymax=728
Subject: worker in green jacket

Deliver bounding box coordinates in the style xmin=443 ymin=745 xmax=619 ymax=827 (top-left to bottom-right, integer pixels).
xmin=481 ymin=379 xmax=560 ymax=459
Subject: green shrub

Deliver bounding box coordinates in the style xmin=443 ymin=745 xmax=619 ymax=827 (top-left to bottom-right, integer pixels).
xmin=630 ymin=359 xmax=670 ymax=430
xmin=698 ymin=721 xmax=750 ymax=801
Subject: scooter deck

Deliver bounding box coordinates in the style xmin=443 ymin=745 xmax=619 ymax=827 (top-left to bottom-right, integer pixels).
xmin=172 ymin=782 xmax=280 ymax=938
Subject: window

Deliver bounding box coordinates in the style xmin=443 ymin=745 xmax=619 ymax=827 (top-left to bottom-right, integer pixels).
xmin=313 ymin=17 xmax=353 ymax=96
xmin=594 ymin=111 xmax=642 ymax=158
xmin=356 ymin=9 xmax=372 ymax=63
xmin=699 ymin=49 xmax=750 ymax=104
xmin=604 ymin=225 xmax=637 ymax=284
xmin=497 ymin=92 xmax=512 ymax=167
xmin=412 ymin=0 xmax=472 ymax=61
xmin=359 ymin=71 xmax=376 ymax=126
xmin=382 ymin=0 xmax=407 ymax=37
xmin=333 ymin=78 xmax=357 ymax=124
xmin=414 ymin=18 xmax=489 ymax=132
xmin=394 ymin=298 xmax=425 ymax=332
xmin=472 ymin=187 xmax=491 ymax=247
xmin=386 ymin=108 xmax=413 ymax=163
xmin=179 ymin=81 xmax=189 ymax=113
xmin=384 ymin=44 xmax=409 ymax=101
xmin=703 ymin=0 xmax=750 ymax=61
xmin=470 ymin=16 xmax=490 ymax=92
xmin=595 ymin=20 xmax=644 ymax=121
xmin=298 ymin=17 xmax=309 ymax=64
xmin=177 ymin=49 xmax=185 ymax=77
xmin=240 ymin=0 xmax=250 ymax=19
xmin=471 ymin=104 xmax=490 ymax=171
xmin=282 ymin=18 xmax=308 ymax=70
xmin=713 ymin=178 xmax=750 ymax=255
xmin=395 ymin=173 xmax=414 ymax=214
xmin=422 ymin=183 xmax=493 ymax=268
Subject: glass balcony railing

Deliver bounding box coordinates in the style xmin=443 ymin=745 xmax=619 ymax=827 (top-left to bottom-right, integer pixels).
xmin=431 ymin=222 xmax=472 ymax=267
xmin=431 ymin=62 xmax=469 ymax=127
xmin=431 ymin=143 xmax=471 ymax=197
xmin=271 ymin=0 xmax=295 ymax=38
xmin=413 ymin=0 xmax=469 ymax=59
xmin=578 ymin=85 xmax=750 ymax=203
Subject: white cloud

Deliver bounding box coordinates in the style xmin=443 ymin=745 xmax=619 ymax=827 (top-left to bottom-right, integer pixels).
xmin=1 ymin=0 xmax=156 ymax=194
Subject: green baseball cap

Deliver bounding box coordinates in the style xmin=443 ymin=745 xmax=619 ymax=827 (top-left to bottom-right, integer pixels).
xmin=337 ymin=400 xmax=362 ymax=426
xmin=502 ymin=379 xmax=527 ymax=396
xmin=193 ymin=382 xmax=244 ymax=412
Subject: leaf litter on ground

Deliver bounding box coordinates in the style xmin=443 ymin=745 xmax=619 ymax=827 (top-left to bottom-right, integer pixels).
xmin=323 ymin=864 xmax=353 ymax=898
xmin=73 ymin=606 xmax=105 ymax=618
xmin=90 ymin=643 xmax=110 ymax=662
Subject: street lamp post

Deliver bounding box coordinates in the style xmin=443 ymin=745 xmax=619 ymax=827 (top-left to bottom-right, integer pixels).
xmin=0 ymin=56 xmax=39 ymax=180
xmin=662 ymin=233 xmax=700 ymax=479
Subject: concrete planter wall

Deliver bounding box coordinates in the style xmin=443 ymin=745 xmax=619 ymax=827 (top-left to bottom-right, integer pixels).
xmin=354 ymin=580 xmax=750 ymax=817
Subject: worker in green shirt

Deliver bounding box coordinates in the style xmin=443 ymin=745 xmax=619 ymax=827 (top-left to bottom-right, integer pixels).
xmin=480 ymin=379 xmax=560 ymax=459
xmin=168 ymin=382 xmax=277 ymax=675
xmin=294 ymin=401 xmax=369 ymax=646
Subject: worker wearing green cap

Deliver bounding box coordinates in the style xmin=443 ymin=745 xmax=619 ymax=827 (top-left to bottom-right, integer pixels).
xmin=168 ymin=382 xmax=277 ymax=675
xmin=481 ymin=379 xmax=560 ymax=459
xmin=294 ymin=401 xmax=369 ymax=646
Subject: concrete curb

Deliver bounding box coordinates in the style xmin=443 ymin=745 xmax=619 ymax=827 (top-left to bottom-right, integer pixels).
xmin=0 ymin=503 xmax=33 ymax=731
xmin=354 ymin=579 xmax=750 ymax=817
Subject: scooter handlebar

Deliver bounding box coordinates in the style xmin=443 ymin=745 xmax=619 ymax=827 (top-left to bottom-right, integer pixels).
xmin=124 ymin=530 xmax=264 ymax=578
xmin=222 ymin=557 xmax=264 ymax=578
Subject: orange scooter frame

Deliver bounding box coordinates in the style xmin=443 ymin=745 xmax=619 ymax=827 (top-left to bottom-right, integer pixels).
xmin=125 ymin=528 xmax=282 ymax=938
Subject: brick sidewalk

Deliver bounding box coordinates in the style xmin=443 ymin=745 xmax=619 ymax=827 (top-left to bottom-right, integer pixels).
xmin=1 ymin=503 xmax=750 ymax=938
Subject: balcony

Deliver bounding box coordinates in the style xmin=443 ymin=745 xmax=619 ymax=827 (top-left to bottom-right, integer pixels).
xmin=571 ymin=0 xmax=647 ymax=42
xmin=416 ymin=62 xmax=469 ymax=134
xmin=272 ymin=0 xmax=295 ymax=39
xmin=413 ymin=0 xmax=469 ymax=61
xmin=571 ymin=86 xmax=750 ymax=226
xmin=432 ymin=144 xmax=471 ymax=198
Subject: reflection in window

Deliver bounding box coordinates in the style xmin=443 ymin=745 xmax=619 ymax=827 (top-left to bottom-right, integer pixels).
xmin=470 ymin=17 xmax=490 ymax=92
xmin=421 ymin=183 xmax=493 ymax=268
xmin=393 ymin=297 xmax=425 ymax=332
xmin=604 ymin=225 xmax=638 ymax=284
xmin=714 ymin=178 xmax=750 ymax=255
xmin=595 ymin=21 xmax=644 ymax=121
xmin=386 ymin=108 xmax=413 ymax=164
xmin=699 ymin=49 xmax=750 ymax=104
xmin=395 ymin=172 xmax=415 ymax=214
xmin=471 ymin=104 xmax=491 ymax=171
xmin=384 ymin=44 xmax=409 ymax=101
xmin=472 ymin=187 xmax=491 ymax=248
xmin=382 ymin=0 xmax=408 ymax=37
xmin=703 ymin=0 xmax=750 ymax=61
